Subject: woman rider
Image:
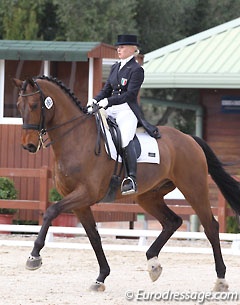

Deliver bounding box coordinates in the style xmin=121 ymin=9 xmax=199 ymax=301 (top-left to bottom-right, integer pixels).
xmin=88 ymin=34 xmax=160 ymax=195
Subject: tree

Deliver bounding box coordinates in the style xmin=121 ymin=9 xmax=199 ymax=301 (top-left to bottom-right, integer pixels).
xmin=53 ymin=0 xmax=138 ymax=43
xmin=135 ymin=0 xmax=188 ymax=53
xmin=36 ymin=0 xmax=59 ymax=40
xmin=0 ymin=0 xmax=59 ymax=40
xmin=182 ymin=0 xmax=240 ymax=37
xmin=0 ymin=0 xmax=39 ymax=40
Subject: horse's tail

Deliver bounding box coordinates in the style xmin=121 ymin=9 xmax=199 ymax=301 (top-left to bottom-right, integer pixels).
xmin=192 ymin=135 xmax=240 ymax=215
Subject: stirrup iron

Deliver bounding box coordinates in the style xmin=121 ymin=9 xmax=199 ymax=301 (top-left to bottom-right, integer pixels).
xmin=121 ymin=176 xmax=137 ymax=195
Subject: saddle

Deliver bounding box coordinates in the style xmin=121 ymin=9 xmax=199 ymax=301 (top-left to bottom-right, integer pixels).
xmin=107 ymin=115 xmax=141 ymax=159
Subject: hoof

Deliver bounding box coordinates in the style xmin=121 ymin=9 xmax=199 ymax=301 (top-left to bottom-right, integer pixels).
xmin=147 ymin=256 xmax=162 ymax=282
xmin=212 ymin=278 xmax=229 ymax=292
xmin=89 ymin=281 xmax=106 ymax=292
xmin=26 ymin=255 xmax=42 ymax=270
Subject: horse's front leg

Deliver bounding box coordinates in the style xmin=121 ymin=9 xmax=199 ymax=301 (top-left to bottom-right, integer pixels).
xmin=26 ymin=203 xmax=61 ymax=270
xmin=75 ymin=207 xmax=110 ymax=292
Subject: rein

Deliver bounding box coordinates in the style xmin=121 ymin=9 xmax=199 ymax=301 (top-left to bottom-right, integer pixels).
xmin=43 ymin=114 xmax=88 ymax=148
xmin=94 ymin=106 xmax=111 ymax=157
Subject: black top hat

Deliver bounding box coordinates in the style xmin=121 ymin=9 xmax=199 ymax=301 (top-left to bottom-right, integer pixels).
xmin=115 ymin=34 xmax=139 ymax=46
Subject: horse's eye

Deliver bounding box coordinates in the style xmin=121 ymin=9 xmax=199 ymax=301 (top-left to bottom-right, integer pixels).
xmin=29 ymin=101 xmax=38 ymax=110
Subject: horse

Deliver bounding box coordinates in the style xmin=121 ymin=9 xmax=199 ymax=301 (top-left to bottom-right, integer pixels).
xmin=13 ymin=75 xmax=240 ymax=292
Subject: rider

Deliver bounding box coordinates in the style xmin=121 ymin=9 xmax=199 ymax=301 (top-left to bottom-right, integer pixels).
xmin=88 ymin=34 xmax=160 ymax=195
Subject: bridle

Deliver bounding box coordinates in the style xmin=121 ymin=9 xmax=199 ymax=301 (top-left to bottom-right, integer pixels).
xmin=20 ymin=81 xmax=46 ymax=132
xmin=19 ymin=79 xmax=88 ymax=150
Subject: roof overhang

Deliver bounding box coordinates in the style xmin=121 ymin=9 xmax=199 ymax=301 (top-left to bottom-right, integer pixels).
xmin=0 ymin=40 xmax=101 ymax=61
xmin=142 ymin=18 xmax=240 ymax=89
xmin=143 ymin=73 xmax=240 ymax=89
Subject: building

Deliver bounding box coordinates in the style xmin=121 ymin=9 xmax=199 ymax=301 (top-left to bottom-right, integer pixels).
xmin=0 ymin=41 xmax=122 ymax=221
xmin=142 ymin=18 xmax=240 ymax=172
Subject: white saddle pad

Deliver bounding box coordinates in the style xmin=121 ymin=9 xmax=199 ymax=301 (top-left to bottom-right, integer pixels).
xmin=104 ymin=128 xmax=160 ymax=164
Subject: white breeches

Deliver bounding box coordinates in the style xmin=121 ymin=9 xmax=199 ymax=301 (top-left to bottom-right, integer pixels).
xmin=106 ymin=103 xmax=138 ymax=148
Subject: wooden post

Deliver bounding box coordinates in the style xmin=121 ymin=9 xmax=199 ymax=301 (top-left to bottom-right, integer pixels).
xmin=218 ymin=191 xmax=227 ymax=233
xmin=39 ymin=166 xmax=50 ymax=225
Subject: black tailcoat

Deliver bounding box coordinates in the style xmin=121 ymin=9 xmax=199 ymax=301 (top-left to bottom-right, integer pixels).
xmin=94 ymin=57 xmax=160 ymax=138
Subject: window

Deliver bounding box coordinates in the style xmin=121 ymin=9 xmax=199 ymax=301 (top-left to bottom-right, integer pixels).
xmin=1 ymin=60 xmax=44 ymax=124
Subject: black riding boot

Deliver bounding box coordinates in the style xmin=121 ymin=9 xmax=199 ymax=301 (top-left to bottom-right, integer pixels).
xmin=121 ymin=140 xmax=137 ymax=195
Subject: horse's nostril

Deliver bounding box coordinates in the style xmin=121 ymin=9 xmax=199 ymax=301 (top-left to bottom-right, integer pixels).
xmin=22 ymin=143 xmax=37 ymax=153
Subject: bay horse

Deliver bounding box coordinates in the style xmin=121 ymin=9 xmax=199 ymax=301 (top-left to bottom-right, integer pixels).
xmin=13 ymin=76 xmax=240 ymax=292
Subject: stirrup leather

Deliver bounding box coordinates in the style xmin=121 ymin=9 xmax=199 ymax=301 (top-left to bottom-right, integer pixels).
xmin=121 ymin=176 xmax=137 ymax=195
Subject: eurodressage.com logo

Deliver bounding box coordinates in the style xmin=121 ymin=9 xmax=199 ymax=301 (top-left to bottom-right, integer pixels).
xmin=125 ymin=289 xmax=240 ymax=303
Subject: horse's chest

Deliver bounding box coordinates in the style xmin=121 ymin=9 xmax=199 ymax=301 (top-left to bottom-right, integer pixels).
xmin=56 ymin=162 xmax=81 ymax=179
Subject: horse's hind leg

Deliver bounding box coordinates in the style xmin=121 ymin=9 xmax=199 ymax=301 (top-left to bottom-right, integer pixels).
xmin=182 ymin=180 xmax=228 ymax=291
xmin=188 ymin=200 xmax=228 ymax=291
xmin=138 ymin=191 xmax=183 ymax=282
xmin=204 ymin=216 xmax=228 ymax=292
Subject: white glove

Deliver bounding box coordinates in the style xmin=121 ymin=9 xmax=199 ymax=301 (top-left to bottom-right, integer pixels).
xmin=87 ymin=99 xmax=97 ymax=113
xmin=87 ymin=98 xmax=97 ymax=107
xmin=98 ymin=98 xmax=108 ymax=109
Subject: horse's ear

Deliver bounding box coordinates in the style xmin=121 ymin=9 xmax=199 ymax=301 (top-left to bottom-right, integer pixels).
xmin=12 ymin=78 xmax=23 ymax=89
xmin=26 ymin=77 xmax=35 ymax=88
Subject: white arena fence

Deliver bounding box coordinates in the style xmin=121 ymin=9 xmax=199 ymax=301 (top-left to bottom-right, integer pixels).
xmin=0 ymin=224 xmax=240 ymax=255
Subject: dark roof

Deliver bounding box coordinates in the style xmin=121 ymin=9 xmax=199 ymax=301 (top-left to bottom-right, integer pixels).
xmin=0 ymin=40 xmax=101 ymax=61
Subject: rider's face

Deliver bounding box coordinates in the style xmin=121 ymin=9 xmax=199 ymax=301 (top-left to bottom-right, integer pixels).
xmin=117 ymin=45 xmax=137 ymax=59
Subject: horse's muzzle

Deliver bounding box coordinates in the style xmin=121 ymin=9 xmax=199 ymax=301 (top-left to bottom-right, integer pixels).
xmin=22 ymin=143 xmax=37 ymax=153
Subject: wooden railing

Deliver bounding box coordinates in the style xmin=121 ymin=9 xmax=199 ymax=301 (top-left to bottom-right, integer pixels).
xmin=0 ymin=166 xmax=51 ymax=224
xmin=91 ymin=198 xmax=234 ymax=233
xmin=0 ymin=167 xmax=235 ymax=232
xmin=91 ymin=176 xmax=236 ymax=233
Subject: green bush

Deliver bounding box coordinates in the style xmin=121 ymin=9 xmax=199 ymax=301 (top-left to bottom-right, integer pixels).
xmin=49 ymin=188 xmax=63 ymax=202
xmin=226 ymin=216 xmax=240 ymax=233
xmin=0 ymin=177 xmax=18 ymax=214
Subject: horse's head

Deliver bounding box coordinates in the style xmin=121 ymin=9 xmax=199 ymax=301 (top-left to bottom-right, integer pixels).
xmin=13 ymin=77 xmax=54 ymax=153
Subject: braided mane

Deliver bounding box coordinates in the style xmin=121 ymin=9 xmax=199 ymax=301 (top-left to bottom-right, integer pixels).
xmin=34 ymin=75 xmax=86 ymax=112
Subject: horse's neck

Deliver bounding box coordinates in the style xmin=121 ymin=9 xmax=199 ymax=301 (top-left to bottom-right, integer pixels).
xmin=47 ymin=96 xmax=96 ymax=158
xmin=52 ymin=94 xmax=79 ymax=123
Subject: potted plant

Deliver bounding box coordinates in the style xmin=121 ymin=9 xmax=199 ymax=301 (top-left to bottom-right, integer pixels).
xmin=0 ymin=177 xmax=18 ymax=233
xmin=50 ymin=188 xmax=78 ymax=237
